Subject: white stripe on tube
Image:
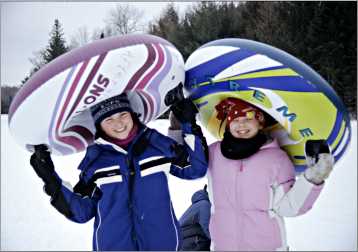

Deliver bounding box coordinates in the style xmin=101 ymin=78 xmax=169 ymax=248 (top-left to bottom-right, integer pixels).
xmin=333 ymin=126 xmax=350 ymax=158
xmin=185 ymin=46 xmax=239 ymax=70
xmin=213 ymin=54 xmax=283 ymax=81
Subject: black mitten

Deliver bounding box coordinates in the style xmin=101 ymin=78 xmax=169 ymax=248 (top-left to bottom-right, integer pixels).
xmin=30 ymin=144 xmax=73 ymax=218
xmin=171 ymin=98 xmax=198 ymax=124
xmin=30 ymin=145 xmax=59 ymax=187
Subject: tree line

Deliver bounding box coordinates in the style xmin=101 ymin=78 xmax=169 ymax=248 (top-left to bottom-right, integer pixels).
xmin=2 ymin=2 xmax=356 ymax=119
xmin=150 ymin=2 xmax=356 ymax=118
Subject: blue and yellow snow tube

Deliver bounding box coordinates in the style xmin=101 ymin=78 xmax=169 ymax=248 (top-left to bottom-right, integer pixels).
xmin=185 ymin=38 xmax=351 ymax=172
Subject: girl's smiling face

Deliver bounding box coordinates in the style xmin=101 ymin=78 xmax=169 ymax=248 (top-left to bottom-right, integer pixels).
xmin=228 ymin=114 xmax=263 ymax=139
xmin=100 ymin=111 xmax=134 ymax=140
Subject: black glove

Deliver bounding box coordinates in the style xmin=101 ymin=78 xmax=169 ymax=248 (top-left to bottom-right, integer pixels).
xmin=30 ymin=144 xmax=73 ymax=218
xmin=30 ymin=145 xmax=59 ymax=187
xmin=170 ymin=98 xmax=198 ymax=124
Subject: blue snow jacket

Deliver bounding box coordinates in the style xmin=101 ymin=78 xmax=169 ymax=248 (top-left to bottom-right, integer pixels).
xmin=56 ymin=122 xmax=208 ymax=251
xmin=179 ymin=188 xmax=211 ymax=250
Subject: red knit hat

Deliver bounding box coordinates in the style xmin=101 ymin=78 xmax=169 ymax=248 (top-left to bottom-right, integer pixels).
xmin=215 ymin=98 xmax=265 ymax=126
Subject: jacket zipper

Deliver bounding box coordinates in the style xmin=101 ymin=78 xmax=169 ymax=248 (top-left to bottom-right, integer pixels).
xmin=127 ymin=156 xmax=139 ymax=248
xmin=236 ymin=160 xmax=243 ymax=250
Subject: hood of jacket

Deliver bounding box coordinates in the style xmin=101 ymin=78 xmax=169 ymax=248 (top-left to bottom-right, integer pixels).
xmin=191 ymin=189 xmax=209 ymax=204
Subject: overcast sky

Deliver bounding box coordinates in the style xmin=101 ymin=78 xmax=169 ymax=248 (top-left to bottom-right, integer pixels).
xmin=1 ymin=2 xmax=195 ymax=87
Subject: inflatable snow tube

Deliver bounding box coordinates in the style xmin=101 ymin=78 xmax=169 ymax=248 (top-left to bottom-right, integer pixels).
xmin=9 ymin=34 xmax=184 ymax=155
xmin=185 ymin=38 xmax=351 ymax=172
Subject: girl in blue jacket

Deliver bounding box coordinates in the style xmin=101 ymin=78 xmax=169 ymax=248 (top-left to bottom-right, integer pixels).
xmin=30 ymin=93 xmax=208 ymax=251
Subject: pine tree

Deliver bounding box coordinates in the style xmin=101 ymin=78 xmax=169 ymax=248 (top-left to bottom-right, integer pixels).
xmin=149 ymin=3 xmax=183 ymax=54
xmin=21 ymin=19 xmax=68 ymax=85
xmin=148 ymin=2 xmax=356 ymax=117
xmin=43 ymin=19 xmax=68 ymax=63
xmin=180 ymin=2 xmax=245 ymax=59
xmin=303 ymin=3 xmax=357 ymax=118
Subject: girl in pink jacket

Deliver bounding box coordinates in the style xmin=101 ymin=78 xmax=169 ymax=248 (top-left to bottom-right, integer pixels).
xmin=168 ymin=97 xmax=333 ymax=251
xmin=206 ymin=98 xmax=334 ymax=251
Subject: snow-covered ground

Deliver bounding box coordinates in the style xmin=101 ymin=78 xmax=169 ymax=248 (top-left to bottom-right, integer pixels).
xmin=1 ymin=115 xmax=357 ymax=251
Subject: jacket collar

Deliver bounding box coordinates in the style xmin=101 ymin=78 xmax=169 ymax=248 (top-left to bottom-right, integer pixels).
xmin=95 ymin=124 xmax=148 ymax=154
xmin=95 ymin=138 xmax=128 ymax=154
xmin=191 ymin=190 xmax=210 ymax=204
xmin=260 ymin=137 xmax=280 ymax=150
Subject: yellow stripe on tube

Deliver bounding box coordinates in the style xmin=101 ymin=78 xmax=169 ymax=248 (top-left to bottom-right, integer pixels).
xmin=331 ymin=120 xmax=346 ymax=150
xmin=193 ymin=68 xmax=299 ymax=88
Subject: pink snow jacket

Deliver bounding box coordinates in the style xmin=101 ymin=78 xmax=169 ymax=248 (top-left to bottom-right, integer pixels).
xmin=207 ymin=139 xmax=324 ymax=251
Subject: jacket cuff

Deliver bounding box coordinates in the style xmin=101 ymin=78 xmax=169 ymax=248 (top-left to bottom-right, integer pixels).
xmin=301 ymin=173 xmax=325 ymax=189
xmin=167 ymin=129 xmax=184 ymax=144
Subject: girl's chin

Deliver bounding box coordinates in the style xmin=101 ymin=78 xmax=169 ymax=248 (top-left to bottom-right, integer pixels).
xmin=236 ymin=136 xmax=252 ymax=139
xmin=233 ymin=133 xmax=254 ymax=139
xmin=111 ymin=132 xmax=130 ymax=140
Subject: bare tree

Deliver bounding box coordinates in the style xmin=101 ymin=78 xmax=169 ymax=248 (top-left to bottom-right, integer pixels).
xmin=67 ymin=4 xmax=145 ymax=50
xmin=92 ymin=27 xmax=106 ymax=41
xmin=104 ymin=4 xmax=145 ymax=35
xmin=69 ymin=26 xmax=91 ymax=49
xmin=22 ymin=19 xmax=68 ymax=84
